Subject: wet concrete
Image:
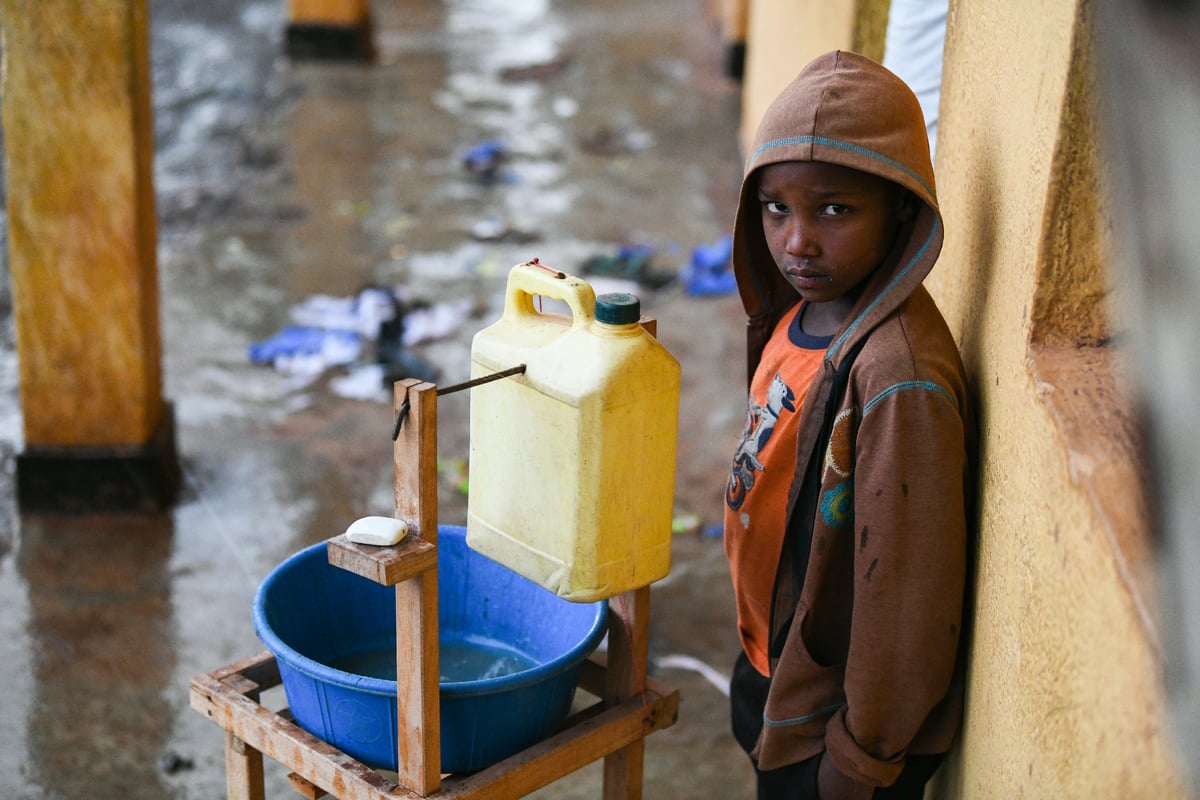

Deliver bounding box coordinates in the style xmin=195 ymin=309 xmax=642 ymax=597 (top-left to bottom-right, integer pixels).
xmin=0 ymin=0 xmax=755 ymax=796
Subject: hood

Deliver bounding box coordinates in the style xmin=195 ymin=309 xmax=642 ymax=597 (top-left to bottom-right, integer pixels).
xmin=732 ymin=50 xmax=941 ymax=372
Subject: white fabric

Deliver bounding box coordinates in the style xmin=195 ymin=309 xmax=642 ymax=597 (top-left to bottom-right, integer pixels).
xmin=883 ymin=0 xmax=949 ymax=158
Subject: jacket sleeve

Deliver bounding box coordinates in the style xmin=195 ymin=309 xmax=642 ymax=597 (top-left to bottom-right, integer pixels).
xmin=824 ymin=378 xmax=968 ymax=787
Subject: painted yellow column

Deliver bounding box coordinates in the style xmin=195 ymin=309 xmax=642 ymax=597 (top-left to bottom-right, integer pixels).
xmin=290 ymin=0 xmax=368 ymax=27
xmin=286 ymin=0 xmax=372 ymax=60
xmin=738 ymin=0 xmax=889 ymax=149
xmin=1 ymin=1 xmax=177 ymax=510
xmin=925 ymin=0 xmax=1190 ymax=795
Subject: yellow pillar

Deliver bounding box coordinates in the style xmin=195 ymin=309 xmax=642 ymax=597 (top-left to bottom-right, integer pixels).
xmin=286 ymin=0 xmax=373 ymax=61
xmin=925 ymin=0 xmax=1189 ymax=795
xmin=1 ymin=1 xmax=178 ymax=511
xmin=712 ymin=0 xmax=751 ymax=79
xmin=738 ymin=0 xmax=890 ymax=150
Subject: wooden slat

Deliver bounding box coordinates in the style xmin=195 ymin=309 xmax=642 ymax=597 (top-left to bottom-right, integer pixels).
xmin=603 ymin=588 xmax=651 ymax=800
xmin=579 ymin=651 xmax=678 ymax=706
xmin=222 ymin=674 xmax=263 ymax=703
xmin=286 ymin=772 xmax=328 ymax=799
xmin=191 ymin=672 xmax=409 ymax=800
xmin=394 ymin=570 xmax=440 ymax=796
xmin=598 ymin=318 xmax=658 ymax=798
xmin=579 ymin=653 xmax=608 ymax=698
xmin=226 ymin=732 xmax=266 ymax=800
xmin=393 ymin=380 xmax=438 ymax=544
xmin=209 ymin=650 xmax=281 ymax=690
xmin=392 ymin=379 xmax=441 ymax=796
xmin=190 ymin=662 xmax=678 ymax=800
xmin=326 ymin=534 xmax=437 ymax=587
xmin=442 ymin=688 xmax=678 ymax=799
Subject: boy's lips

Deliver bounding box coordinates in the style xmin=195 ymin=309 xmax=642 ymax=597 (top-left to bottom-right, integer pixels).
xmin=786 ymin=265 xmax=831 ymax=287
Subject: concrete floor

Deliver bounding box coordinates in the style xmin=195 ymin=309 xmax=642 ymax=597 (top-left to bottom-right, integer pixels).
xmin=0 ymin=1 xmax=758 ymax=796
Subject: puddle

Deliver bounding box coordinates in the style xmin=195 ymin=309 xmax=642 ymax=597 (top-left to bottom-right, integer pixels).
xmin=0 ymin=0 xmax=753 ymax=795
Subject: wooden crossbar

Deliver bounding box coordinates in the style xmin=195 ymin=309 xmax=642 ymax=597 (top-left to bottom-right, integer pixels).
xmin=188 ymin=652 xmax=679 ymax=800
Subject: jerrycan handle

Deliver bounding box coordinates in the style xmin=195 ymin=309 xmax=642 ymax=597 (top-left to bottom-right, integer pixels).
xmin=502 ymin=261 xmax=596 ymax=330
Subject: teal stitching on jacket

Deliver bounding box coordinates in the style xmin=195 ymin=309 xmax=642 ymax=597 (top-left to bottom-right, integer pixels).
xmin=751 ymin=135 xmax=936 ymax=201
xmin=764 ymin=701 xmax=846 ymax=728
xmin=829 ymin=217 xmax=940 ymax=362
xmin=863 ymin=381 xmax=957 ymax=418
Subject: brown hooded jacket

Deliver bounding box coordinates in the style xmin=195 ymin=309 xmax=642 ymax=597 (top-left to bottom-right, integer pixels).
xmin=725 ymin=50 xmax=976 ymax=786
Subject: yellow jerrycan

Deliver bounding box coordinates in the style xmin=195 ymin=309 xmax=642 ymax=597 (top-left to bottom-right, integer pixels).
xmin=466 ymin=261 xmax=681 ymax=602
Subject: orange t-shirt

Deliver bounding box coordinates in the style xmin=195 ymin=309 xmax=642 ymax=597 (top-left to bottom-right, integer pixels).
xmin=724 ymin=302 xmax=831 ymax=676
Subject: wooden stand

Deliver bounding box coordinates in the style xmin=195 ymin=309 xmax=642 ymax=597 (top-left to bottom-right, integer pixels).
xmin=190 ymin=379 xmax=679 ymax=799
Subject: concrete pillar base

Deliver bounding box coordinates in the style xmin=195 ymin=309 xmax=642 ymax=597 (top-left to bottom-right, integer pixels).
xmin=16 ymin=404 xmax=181 ymax=514
xmin=285 ymin=19 xmax=373 ymax=61
xmin=725 ymin=42 xmax=747 ymax=81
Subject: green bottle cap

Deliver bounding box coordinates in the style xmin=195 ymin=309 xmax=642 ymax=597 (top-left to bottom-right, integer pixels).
xmin=595 ymin=292 xmax=640 ymax=325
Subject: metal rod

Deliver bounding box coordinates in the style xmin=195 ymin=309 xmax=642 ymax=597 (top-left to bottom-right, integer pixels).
xmin=437 ymin=364 xmax=528 ymax=397
xmin=391 ymin=364 xmax=526 ymax=440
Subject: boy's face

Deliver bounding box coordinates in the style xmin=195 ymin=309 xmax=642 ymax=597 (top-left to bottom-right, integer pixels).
xmin=757 ymin=161 xmax=913 ymax=310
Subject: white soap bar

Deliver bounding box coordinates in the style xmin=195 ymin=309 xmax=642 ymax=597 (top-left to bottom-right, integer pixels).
xmin=344 ymin=516 xmax=409 ymax=546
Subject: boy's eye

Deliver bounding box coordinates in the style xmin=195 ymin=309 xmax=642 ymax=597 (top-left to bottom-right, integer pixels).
xmin=764 ymin=200 xmax=789 ymax=215
xmin=821 ymin=203 xmax=850 ymax=216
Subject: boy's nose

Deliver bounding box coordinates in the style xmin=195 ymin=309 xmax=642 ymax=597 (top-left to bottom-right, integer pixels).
xmin=784 ymin=220 xmax=819 ymax=257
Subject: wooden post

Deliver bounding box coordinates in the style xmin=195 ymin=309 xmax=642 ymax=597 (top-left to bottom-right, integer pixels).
xmin=0 ymin=1 xmax=179 ymax=512
xmin=225 ymin=733 xmax=266 ymax=800
xmin=393 ymin=380 xmax=441 ymax=796
xmin=602 ymin=587 xmax=651 ymax=800
xmin=394 ymin=379 xmax=438 ymax=542
xmin=599 ymin=317 xmax=659 ymax=799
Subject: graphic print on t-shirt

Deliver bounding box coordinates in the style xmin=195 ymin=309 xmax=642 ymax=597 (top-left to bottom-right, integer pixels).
xmin=726 ymin=372 xmax=796 ymax=510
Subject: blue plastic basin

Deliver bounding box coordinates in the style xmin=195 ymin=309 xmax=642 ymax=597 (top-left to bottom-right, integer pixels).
xmin=253 ymin=525 xmax=608 ymax=773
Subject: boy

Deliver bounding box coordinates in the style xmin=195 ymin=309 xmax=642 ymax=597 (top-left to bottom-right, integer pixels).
xmin=724 ymin=51 xmax=975 ymax=800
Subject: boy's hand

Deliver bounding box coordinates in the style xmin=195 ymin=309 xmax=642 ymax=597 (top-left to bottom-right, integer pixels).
xmin=817 ymin=752 xmax=874 ymax=800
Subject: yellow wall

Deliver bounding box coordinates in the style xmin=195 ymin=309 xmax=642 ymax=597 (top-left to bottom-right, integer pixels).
xmin=738 ymin=0 xmax=1191 ymax=795
xmin=929 ymin=0 xmax=1186 ymax=795
xmin=738 ymin=0 xmax=889 ymax=149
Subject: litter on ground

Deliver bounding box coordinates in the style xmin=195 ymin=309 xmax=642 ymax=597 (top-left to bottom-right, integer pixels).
xmin=248 ymin=288 xmax=474 ymax=393
xmin=681 ymin=234 xmax=736 ymax=296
